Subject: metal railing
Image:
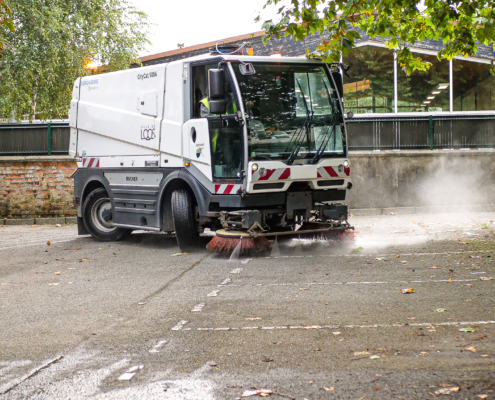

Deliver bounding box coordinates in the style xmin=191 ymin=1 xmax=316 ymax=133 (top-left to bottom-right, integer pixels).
xmin=346 ymin=114 xmax=495 ymax=150
xmin=1 ymin=115 xmax=494 ymax=156
xmin=0 ymin=122 xmax=70 ymax=156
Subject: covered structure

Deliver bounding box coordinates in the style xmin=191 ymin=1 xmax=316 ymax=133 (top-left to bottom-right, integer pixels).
xmin=137 ymin=30 xmax=495 ymax=150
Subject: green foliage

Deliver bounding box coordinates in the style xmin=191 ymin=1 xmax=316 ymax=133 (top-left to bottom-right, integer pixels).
xmin=0 ymin=0 xmax=15 ymax=54
xmin=0 ymin=0 xmax=151 ymax=122
xmin=259 ymin=0 xmax=495 ymax=75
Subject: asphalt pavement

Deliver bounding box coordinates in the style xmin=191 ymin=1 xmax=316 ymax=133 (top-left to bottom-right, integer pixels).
xmin=0 ymin=213 xmax=494 ymax=399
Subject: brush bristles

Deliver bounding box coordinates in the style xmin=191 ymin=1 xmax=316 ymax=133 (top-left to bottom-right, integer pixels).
xmin=206 ymin=236 xmax=273 ymax=255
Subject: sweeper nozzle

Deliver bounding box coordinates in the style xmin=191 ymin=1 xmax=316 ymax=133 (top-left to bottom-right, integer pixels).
xmin=206 ymin=229 xmax=272 ymax=255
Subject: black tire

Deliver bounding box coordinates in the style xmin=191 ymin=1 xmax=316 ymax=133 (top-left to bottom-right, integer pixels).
xmin=172 ymin=189 xmax=200 ymax=252
xmin=82 ymin=187 xmax=131 ymax=241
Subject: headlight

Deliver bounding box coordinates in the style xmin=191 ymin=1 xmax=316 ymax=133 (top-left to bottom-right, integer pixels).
xmin=343 ymin=160 xmax=349 ymax=168
xmin=252 ymin=163 xmax=259 ymax=172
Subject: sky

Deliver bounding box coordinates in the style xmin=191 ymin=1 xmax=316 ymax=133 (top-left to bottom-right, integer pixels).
xmin=127 ymin=0 xmax=284 ymax=57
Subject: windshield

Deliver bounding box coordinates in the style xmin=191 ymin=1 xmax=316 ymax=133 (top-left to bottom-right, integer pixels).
xmin=233 ymin=63 xmax=345 ymax=162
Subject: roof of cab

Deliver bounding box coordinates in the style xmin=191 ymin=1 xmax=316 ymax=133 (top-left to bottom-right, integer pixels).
xmin=168 ymin=54 xmax=324 ymax=66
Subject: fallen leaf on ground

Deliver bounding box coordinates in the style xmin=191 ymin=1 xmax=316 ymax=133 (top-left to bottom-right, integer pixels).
xmin=435 ymin=308 xmax=446 ymax=312
xmin=242 ymin=389 xmax=273 ymax=397
xmin=480 ymin=277 xmax=493 ymax=281
xmin=262 ymin=358 xmax=273 ymax=362
xmin=459 ymin=242 xmax=468 ymax=245
xmin=307 ymin=381 xmax=314 ymax=384
xmin=435 ymin=387 xmax=460 ymax=395
xmin=421 ymin=351 xmax=429 ymax=355
xmin=388 ymin=212 xmax=396 ymax=215
xmin=369 ymin=355 xmax=380 ymax=359
xmin=54 ymin=272 xmax=60 ymax=275
xmin=323 ymin=387 xmax=335 ymax=392
xmin=459 ymin=327 xmax=476 ymax=332
xmin=353 ymin=351 xmax=371 ymax=356
xmin=401 ymin=288 xmax=415 ymax=294
xmin=430 ymin=266 xmax=441 ymax=269
xmin=478 ymin=395 xmax=488 ymax=399
xmin=407 ymin=317 xmax=416 ymax=320
xmin=465 ymin=346 xmax=477 ymax=352
xmin=374 ymin=387 xmax=381 ymax=391
xmin=299 ymin=288 xmax=308 ymax=291
xmin=332 ymin=331 xmax=341 ymax=335
xmin=46 ymin=241 xmax=51 ymax=246
xmin=446 ymin=278 xmax=453 ymax=283
xmin=245 ymin=317 xmax=262 ymax=321
xmin=481 ymin=355 xmax=489 ymax=358
xmin=314 ymin=348 xmax=321 ymax=351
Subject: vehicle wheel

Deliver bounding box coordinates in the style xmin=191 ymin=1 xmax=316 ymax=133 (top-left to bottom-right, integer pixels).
xmin=172 ymin=189 xmax=200 ymax=252
xmin=82 ymin=187 xmax=131 ymax=241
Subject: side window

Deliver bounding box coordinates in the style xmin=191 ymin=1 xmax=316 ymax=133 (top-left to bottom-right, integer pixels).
xmin=192 ymin=65 xmax=207 ymax=118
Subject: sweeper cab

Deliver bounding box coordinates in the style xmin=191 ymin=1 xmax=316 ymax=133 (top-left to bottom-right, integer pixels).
xmin=69 ymin=51 xmax=353 ymax=254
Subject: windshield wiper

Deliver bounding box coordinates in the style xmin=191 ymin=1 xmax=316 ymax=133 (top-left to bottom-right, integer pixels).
xmin=309 ymin=80 xmax=339 ymax=165
xmin=253 ymin=154 xmax=273 ymax=160
xmin=286 ymin=80 xmax=313 ymax=165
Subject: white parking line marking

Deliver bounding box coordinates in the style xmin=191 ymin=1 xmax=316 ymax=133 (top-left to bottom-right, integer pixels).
xmin=191 ymin=303 xmax=205 ymax=312
xmin=149 ymin=340 xmax=167 ymax=353
xmin=262 ymin=249 xmax=495 ymax=260
xmin=171 ymin=320 xmax=189 ymax=331
xmin=220 ymin=278 xmax=231 ymax=285
xmin=218 ymin=278 xmax=485 ymax=288
xmin=207 ymin=290 xmax=219 ymax=297
xmin=241 ymin=259 xmax=252 ymax=264
xmin=230 ymin=268 xmax=243 ymax=274
xmin=185 ymin=320 xmax=495 ymax=332
xmin=117 ymin=365 xmax=143 ymax=381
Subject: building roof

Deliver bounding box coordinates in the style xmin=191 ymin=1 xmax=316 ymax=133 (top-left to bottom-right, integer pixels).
xmin=136 ymin=28 xmax=493 ymax=67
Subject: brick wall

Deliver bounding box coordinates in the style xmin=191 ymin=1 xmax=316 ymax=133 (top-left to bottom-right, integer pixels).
xmin=0 ymin=156 xmax=77 ymax=218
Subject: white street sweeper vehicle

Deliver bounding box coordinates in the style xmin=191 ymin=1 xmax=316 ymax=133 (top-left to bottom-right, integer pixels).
xmin=69 ymin=48 xmax=353 ymax=254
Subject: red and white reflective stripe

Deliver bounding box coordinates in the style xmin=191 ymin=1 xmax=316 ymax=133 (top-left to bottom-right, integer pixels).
xmin=82 ymin=157 xmax=100 ymax=168
xmin=214 ymin=184 xmax=242 ymax=195
xmin=317 ymin=166 xmax=350 ymax=178
xmin=253 ymin=168 xmax=291 ymax=181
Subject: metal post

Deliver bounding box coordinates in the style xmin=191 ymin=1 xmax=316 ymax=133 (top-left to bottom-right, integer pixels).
xmin=47 ymin=122 xmax=52 ymax=156
xmin=429 ymin=115 xmax=433 ymax=150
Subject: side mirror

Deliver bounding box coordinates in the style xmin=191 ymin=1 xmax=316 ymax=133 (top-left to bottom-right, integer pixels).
xmin=208 ymin=69 xmax=225 ymax=100
xmin=209 ymin=100 xmax=227 ymax=114
xmin=332 ymin=72 xmax=343 ymax=100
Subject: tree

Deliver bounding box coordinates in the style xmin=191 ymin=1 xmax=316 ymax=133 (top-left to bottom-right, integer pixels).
xmin=0 ymin=0 xmax=14 ymax=55
xmin=259 ymin=0 xmax=495 ymax=75
xmin=0 ymin=0 xmax=150 ymax=122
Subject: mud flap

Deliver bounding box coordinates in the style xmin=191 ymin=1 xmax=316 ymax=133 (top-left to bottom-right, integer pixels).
xmin=77 ymin=216 xmax=89 ymax=235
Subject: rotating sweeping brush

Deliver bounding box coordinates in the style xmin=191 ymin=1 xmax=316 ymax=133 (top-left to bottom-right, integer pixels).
xmin=206 ymin=229 xmax=272 ymax=255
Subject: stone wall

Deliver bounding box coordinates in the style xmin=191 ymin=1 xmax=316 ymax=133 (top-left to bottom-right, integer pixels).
xmin=1 ymin=151 xmax=494 ymax=220
xmin=0 ymin=156 xmax=77 ymax=219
